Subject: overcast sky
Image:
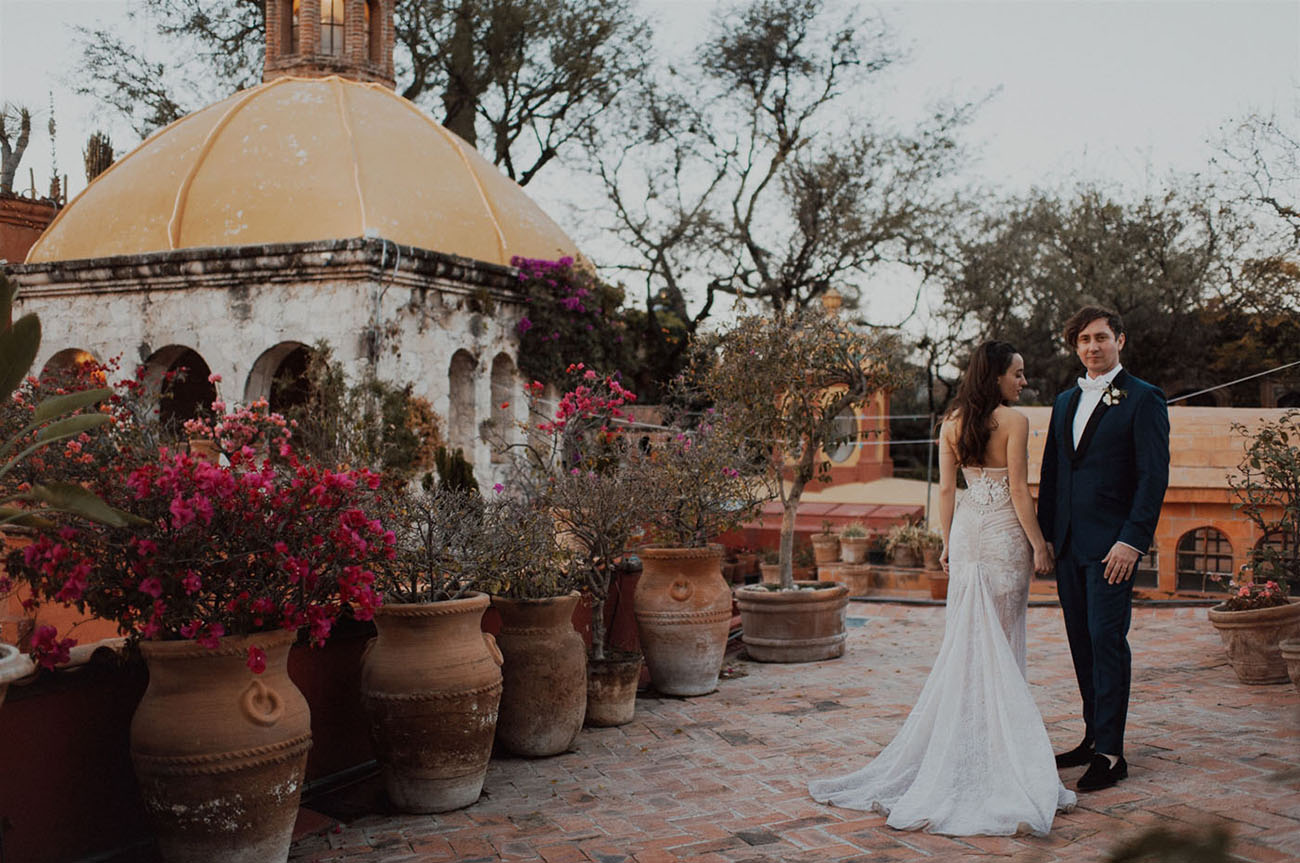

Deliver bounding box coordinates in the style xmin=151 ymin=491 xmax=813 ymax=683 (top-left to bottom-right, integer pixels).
xmin=1 ymin=0 xmax=1296 ymax=320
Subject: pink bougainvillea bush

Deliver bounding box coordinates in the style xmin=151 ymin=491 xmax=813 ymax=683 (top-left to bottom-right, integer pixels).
xmin=3 ymin=386 xmax=394 ymax=672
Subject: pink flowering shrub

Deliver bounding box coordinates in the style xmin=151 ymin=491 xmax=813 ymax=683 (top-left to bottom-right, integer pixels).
xmin=6 ymin=425 xmax=394 ymax=672
xmin=1211 ymin=565 xmax=1292 ymax=611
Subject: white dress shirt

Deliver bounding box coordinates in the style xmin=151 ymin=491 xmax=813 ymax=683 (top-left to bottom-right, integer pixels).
xmin=1072 ymin=363 xmax=1123 ymax=448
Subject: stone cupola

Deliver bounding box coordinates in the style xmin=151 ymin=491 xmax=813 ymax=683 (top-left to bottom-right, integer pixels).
xmin=264 ymin=0 xmax=396 ymax=88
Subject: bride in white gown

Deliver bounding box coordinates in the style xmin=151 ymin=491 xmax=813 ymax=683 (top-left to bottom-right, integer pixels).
xmin=809 ymin=341 xmax=1076 ymax=836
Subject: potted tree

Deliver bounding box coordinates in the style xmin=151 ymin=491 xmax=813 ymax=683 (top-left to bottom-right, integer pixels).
xmin=6 ymin=403 xmax=392 ymax=863
xmin=693 ymin=309 xmax=901 ymax=663
xmin=630 ymin=410 xmax=773 ymax=695
xmin=362 ymin=484 xmax=504 ymax=813
xmin=1208 ymin=412 xmax=1300 ymax=683
xmin=504 ymin=367 xmax=649 ymax=727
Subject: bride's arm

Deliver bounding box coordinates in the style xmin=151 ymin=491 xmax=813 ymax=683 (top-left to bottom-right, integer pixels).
xmin=1006 ymin=411 xmax=1053 ymax=574
xmin=938 ymin=420 xmax=957 ymax=571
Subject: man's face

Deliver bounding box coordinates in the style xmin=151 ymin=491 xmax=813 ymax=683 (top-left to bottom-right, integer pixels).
xmin=1075 ymin=317 xmax=1125 ymax=377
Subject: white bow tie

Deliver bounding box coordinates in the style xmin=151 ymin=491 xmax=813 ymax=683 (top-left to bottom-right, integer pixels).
xmin=1078 ymin=376 xmax=1109 ymax=393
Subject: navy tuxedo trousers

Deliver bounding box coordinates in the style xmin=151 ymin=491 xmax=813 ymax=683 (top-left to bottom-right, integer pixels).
xmin=1055 ymin=543 xmax=1134 ymax=756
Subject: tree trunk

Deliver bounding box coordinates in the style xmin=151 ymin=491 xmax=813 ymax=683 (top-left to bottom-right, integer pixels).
xmin=441 ymin=1 xmax=478 ymax=146
xmin=0 ymin=108 xmax=32 ymax=195
xmin=590 ymin=596 xmax=606 ymax=662
xmin=779 ymin=477 xmax=806 ymax=590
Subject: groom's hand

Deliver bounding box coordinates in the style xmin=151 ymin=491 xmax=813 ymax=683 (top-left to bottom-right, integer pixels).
xmin=1102 ymin=543 xmax=1140 ymax=584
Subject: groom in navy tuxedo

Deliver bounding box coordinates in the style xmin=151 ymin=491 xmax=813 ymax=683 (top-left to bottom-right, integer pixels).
xmin=1037 ymin=306 xmax=1169 ymax=792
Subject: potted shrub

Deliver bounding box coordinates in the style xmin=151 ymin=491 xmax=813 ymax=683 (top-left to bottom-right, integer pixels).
xmin=919 ymin=527 xmax=944 ymax=571
xmin=504 ymin=367 xmax=649 ymax=727
xmin=6 ymin=404 xmax=392 ymax=863
xmin=793 ymin=541 xmax=817 ymax=580
xmin=760 ymin=548 xmax=781 ymax=584
xmin=867 ymin=531 xmax=888 ymax=565
xmin=630 ymin=410 xmax=773 ymax=695
xmin=692 ymin=308 xmax=901 ymax=663
xmin=838 ymin=523 xmax=870 ymax=564
xmin=885 ymin=523 xmax=922 ymax=568
xmin=810 ymin=519 xmax=839 ymax=565
xmin=1211 ymin=411 xmax=1300 ymax=683
xmin=362 ymin=485 xmax=504 ymax=813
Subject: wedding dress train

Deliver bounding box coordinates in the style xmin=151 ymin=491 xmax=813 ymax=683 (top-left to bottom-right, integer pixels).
xmin=808 ymin=467 xmax=1076 ymax=836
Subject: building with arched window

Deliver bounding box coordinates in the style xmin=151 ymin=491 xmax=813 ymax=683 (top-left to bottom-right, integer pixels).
xmin=8 ymin=0 xmax=577 ymax=482
xmin=1026 ymin=406 xmax=1294 ymax=595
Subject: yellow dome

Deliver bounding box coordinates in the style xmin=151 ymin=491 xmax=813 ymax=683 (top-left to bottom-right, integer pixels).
xmin=26 ymin=76 xmax=578 ymax=266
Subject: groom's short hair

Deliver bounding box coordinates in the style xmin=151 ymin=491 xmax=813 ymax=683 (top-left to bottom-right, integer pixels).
xmin=1064 ymin=306 xmax=1125 ymax=346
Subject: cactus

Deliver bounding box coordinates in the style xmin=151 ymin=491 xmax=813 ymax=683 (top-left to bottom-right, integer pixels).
xmin=83 ymin=131 xmax=114 ymax=183
xmin=434 ymin=445 xmax=478 ymax=494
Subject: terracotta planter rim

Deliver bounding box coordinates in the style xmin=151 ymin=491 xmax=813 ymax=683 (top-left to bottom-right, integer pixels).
xmin=490 ymin=590 xmax=582 ymax=607
xmin=1207 ymin=596 xmax=1300 ymax=626
xmin=137 ymin=627 xmax=298 ymax=660
xmin=738 ymin=580 xmax=849 ymax=602
xmin=377 ymin=593 xmax=490 ymax=617
xmin=637 ymin=544 xmax=725 ymax=561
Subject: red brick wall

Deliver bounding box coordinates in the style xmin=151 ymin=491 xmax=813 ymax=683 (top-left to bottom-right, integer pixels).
xmin=0 ymin=195 xmax=57 ymax=264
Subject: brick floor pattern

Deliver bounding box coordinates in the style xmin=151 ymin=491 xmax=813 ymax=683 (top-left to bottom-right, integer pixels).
xmin=290 ymin=604 xmax=1300 ymax=862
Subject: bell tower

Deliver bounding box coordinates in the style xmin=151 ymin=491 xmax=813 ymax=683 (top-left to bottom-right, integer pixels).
xmin=264 ymin=0 xmax=396 ymax=88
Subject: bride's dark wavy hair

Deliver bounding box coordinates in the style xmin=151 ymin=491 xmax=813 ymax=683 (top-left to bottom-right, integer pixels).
xmin=946 ymin=340 xmax=1019 ymax=466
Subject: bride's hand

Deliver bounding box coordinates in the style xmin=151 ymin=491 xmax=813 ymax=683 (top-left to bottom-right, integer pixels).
xmin=940 ymin=545 xmax=949 ymax=572
xmin=1032 ymin=543 xmax=1053 ymax=575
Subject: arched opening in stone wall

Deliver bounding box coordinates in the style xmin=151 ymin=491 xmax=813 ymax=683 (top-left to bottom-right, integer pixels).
xmin=246 ymin=342 xmax=314 ymax=411
xmin=489 ymin=353 xmax=516 ymax=463
xmin=367 ymin=0 xmax=383 ymax=61
xmin=142 ymin=346 xmax=217 ymax=432
xmin=1175 ymin=526 xmax=1233 ymax=593
xmin=448 ymin=350 xmax=477 ymax=462
xmin=39 ymin=348 xmax=98 ymax=381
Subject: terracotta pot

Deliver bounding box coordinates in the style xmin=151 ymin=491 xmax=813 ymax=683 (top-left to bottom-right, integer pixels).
xmin=1280 ymin=639 xmax=1300 ymax=693
xmin=491 ymin=592 xmax=587 ymax=756
xmin=811 ymin=534 xmax=840 ymax=565
xmin=736 ymin=580 xmax=850 ymax=663
xmin=922 ymin=546 xmax=942 ymax=571
xmin=633 ymin=545 xmax=731 ymax=696
xmin=890 ymin=545 xmax=919 ymax=568
xmin=1207 ymin=598 xmax=1300 ymax=684
xmin=585 ymin=650 xmax=642 ymax=727
xmin=0 ymin=642 xmax=33 ymax=709
xmin=928 ymin=572 xmax=949 ymax=601
xmin=839 ymin=537 xmax=869 ymax=564
xmin=759 ymin=563 xmax=780 ymax=585
xmin=361 ymin=594 xmax=503 ymax=813
xmin=131 ymin=630 xmax=311 ymax=863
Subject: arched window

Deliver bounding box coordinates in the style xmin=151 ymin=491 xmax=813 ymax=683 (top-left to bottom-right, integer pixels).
xmin=826 ymin=407 xmax=858 ymax=463
xmin=367 ymin=0 xmax=383 ymax=62
xmin=448 ymin=350 xmax=477 ymax=462
xmin=489 ymin=354 xmax=516 ymax=463
xmin=143 ymin=346 xmax=217 ymax=431
xmin=321 ymin=0 xmax=345 ymax=56
xmin=1176 ymin=527 xmax=1233 ymax=593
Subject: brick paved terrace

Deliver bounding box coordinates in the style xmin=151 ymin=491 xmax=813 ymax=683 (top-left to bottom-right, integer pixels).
xmin=289 ymin=603 xmax=1300 ymax=863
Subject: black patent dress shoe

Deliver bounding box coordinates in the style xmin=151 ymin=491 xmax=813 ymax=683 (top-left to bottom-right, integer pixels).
xmin=1076 ymin=754 xmax=1128 ymax=792
xmin=1054 ymin=739 xmax=1095 ymax=768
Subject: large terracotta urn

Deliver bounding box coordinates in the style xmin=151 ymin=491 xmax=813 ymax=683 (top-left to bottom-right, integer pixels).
xmin=1207 ymin=598 xmax=1300 ymax=684
xmin=360 ymin=594 xmax=503 ymax=812
xmin=1280 ymin=638 xmax=1300 ymax=693
xmin=633 ymin=545 xmax=731 ymax=696
xmin=0 ymin=642 xmax=33 ymax=708
xmin=491 ymin=592 xmax=587 ymax=756
xmin=131 ymin=630 xmax=311 ymax=863
xmin=736 ymin=580 xmax=849 ymax=663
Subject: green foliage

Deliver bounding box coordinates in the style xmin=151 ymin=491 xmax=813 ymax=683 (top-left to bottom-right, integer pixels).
xmin=434 ymin=446 xmax=478 ymax=495
xmin=839 ymin=522 xmax=868 ymax=539
xmin=884 ymin=523 xmax=926 ymax=555
xmin=277 ymin=343 xmax=442 ymax=485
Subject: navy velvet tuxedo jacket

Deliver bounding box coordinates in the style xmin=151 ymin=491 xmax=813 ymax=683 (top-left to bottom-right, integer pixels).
xmin=1036 ymin=370 xmax=1170 ymax=562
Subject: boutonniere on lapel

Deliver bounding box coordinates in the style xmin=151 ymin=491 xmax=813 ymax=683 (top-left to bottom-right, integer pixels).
xmin=1100 ymin=382 xmax=1127 ymax=406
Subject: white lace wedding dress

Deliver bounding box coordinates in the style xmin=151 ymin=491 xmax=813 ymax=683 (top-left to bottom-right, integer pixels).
xmin=808 ymin=467 xmax=1076 ymax=836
